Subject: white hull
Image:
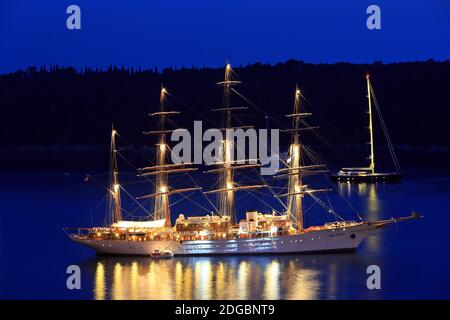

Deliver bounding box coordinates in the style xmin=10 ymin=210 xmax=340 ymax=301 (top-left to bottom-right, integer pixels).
xmin=71 ymin=223 xmax=384 ymax=256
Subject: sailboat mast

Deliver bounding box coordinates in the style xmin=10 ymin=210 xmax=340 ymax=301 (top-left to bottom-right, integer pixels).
xmin=287 ymin=86 xmax=303 ymax=231
xmin=220 ymin=64 xmax=236 ymax=224
xmin=367 ymin=74 xmax=375 ymax=174
xmin=138 ymin=88 xmax=201 ymax=220
xmin=155 ymin=86 xmax=171 ymax=227
xmin=110 ymin=126 xmax=122 ymax=223
xmin=205 ymin=64 xmax=266 ymax=224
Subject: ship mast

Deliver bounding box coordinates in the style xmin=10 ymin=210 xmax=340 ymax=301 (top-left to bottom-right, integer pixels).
xmin=367 ymin=74 xmax=375 ymax=174
xmin=219 ymin=64 xmax=237 ymax=224
xmin=155 ymin=86 xmax=170 ymax=227
xmin=287 ymin=87 xmax=303 ymax=229
xmin=138 ymin=86 xmax=201 ymax=228
xmin=205 ymin=64 xmax=265 ymax=225
xmin=276 ymin=86 xmax=328 ymax=231
xmin=109 ymin=125 xmax=122 ymax=223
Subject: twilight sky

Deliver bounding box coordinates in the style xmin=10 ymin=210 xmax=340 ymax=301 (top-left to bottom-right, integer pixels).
xmin=0 ymin=0 xmax=449 ymax=73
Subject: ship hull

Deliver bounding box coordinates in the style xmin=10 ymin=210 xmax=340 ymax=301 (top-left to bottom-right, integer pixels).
xmin=330 ymin=172 xmax=402 ymax=183
xmin=71 ymin=223 xmax=384 ymax=256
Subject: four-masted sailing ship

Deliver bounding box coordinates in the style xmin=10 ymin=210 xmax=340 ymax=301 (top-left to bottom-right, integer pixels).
xmin=331 ymin=74 xmax=402 ymax=182
xmin=65 ymin=65 xmax=418 ymax=256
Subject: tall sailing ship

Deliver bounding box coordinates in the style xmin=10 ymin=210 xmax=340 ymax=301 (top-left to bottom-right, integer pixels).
xmin=65 ymin=65 xmax=418 ymax=256
xmin=331 ymin=74 xmax=402 ymax=182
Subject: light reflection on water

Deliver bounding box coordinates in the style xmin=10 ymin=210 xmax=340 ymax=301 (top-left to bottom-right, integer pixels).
xmin=94 ymin=262 xmax=105 ymax=300
xmin=89 ymin=253 xmax=373 ymax=300
xmin=337 ymin=182 xmax=381 ymax=218
xmin=337 ymin=182 xmax=382 ymax=251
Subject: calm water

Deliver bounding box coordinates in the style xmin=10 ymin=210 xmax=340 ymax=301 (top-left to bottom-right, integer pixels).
xmin=1 ymin=170 xmax=449 ymax=299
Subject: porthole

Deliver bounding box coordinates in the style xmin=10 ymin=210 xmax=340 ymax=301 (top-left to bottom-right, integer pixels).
xmin=350 ymin=234 xmax=356 ymax=239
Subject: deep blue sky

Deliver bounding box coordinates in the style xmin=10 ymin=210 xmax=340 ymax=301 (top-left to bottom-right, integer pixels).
xmin=1 ymin=0 xmax=449 ymax=73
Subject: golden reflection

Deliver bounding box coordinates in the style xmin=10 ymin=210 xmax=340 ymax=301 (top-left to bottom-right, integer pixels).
xmin=184 ymin=266 xmax=192 ymax=300
xmin=367 ymin=184 xmax=380 ymax=218
xmin=215 ymin=262 xmax=225 ymax=299
xmin=94 ymin=262 xmax=105 ymax=300
xmin=283 ymin=260 xmax=319 ymax=300
xmin=195 ymin=260 xmax=212 ymax=299
xmin=362 ymin=184 xmax=382 ymax=251
xmin=175 ymin=261 xmax=183 ymax=299
xmin=238 ymin=261 xmax=249 ymax=299
xmin=357 ymin=182 xmax=367 ymax=196
xmin=112 ymin=263 xmax=123 ymax=300
xmin=93 ymin=256 xmax=332 ymax=300
xmin=226 ymin=261 xmax=238 ymax=299
xmin=144 ymin=260 xmax=158 ymax=299
xmin=347 ymin=183 xmax=381 ymax=218
xmin=263 ymin=260 xmax=280 ymax=299
xmin=338 ymin=182 xmax=381 ymax=220
xmin=342 ymin=182 xmax=382 ymax=251
xmin=337 ymin=181 xmax=352 ymax=197
xmin=130 ymin=261 xmax=138 ymax=300
xmin=327 ymin=263 xmax=338 ymax=299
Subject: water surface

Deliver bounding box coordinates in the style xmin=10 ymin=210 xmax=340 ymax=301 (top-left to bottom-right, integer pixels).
xmin=0 ymin=171 xmax=449 ymax=299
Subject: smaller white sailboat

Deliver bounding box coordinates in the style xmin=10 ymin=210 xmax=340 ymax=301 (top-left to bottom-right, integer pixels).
xmin=331 ymin=74 xmax=402 ymax=182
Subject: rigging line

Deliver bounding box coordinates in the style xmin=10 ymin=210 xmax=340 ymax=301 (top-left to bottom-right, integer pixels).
xmin=302 ymin=144 xmax=338 ymax=172
xmin=167 ymin=118 xmax=186 ymax=134
xmin=119 ymin=185 xmax=153 ymax=217
xmin=275 ymin=188 xmax=288 ymax=197
xmin=301 ymin=145 xmax=330 ymax=173
xmin=232 ymin=192 xmax=255 ymax=209
xmin=299 ymin=91 xmax=313 ymax=107
xmin=85 ymin=174 xmax=113 ymax=194
xmin=370 ymin=85 xmax=398 ymax=168
xmin=278 ymin=152 xmax=290 ymax=169
xmin=117 ymin=206 xmax=136 ymax=220
xmin=302 ymin=148 xmax=333 ymax=175
xmin=301 ymin=145 xmax=362 ymax=220
xmin=370 ymin=84 xmax=401 ymax=171
xmin=121 ymin=180 xmax=151 ymax=186
xmin=93 ymin=192 xmax=109 ymax=210
xmin=171 ymin=195 xmax=197 ymax=211
xmin=369 ymin=84 xmax=397 ymax=168
xmin=253 ymin=168 xmax=289 ymax=212
xmin=86 ymin=172 xmax=109 ymax=178
xmin=166 ymin=144 xmax=221 ymax=215
xmin=177 ymin=192 xmax=218 ymax=214
xmin=157 ymin=192 xmax=199 ymax=213
xmin=341 ymin=193 xmax=363 ymax=221
xmin=116 ymin=133 xmax=155 ymax=166
xmin=301 ymin=119 xmax=353 ymax=165
xmin=326 ymin=193 xmax=334 ymax=213
xmin=302 ymin=199 xmax=319 ymax=216
xmin=164 ymin=91 xmax=221 ymax=127
xmin=309 ymin=192 xmax=345 ymax=221
xmin=122 ymin=210 xmax=155 ymax=221
xmin=242 ymin=190 xmax=283 ymax=215
xmin=289 ymin=213 xmax=300 ymax=229
xmin=115 ymin=150 xmax=138 ymax=170
xmin=115 ymin=150 xmax=157 ymax=188
xmin=127 ymin=198 xmax=152 ymax=215
xmin=230 ymin=87 xmax=289 ymax=130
